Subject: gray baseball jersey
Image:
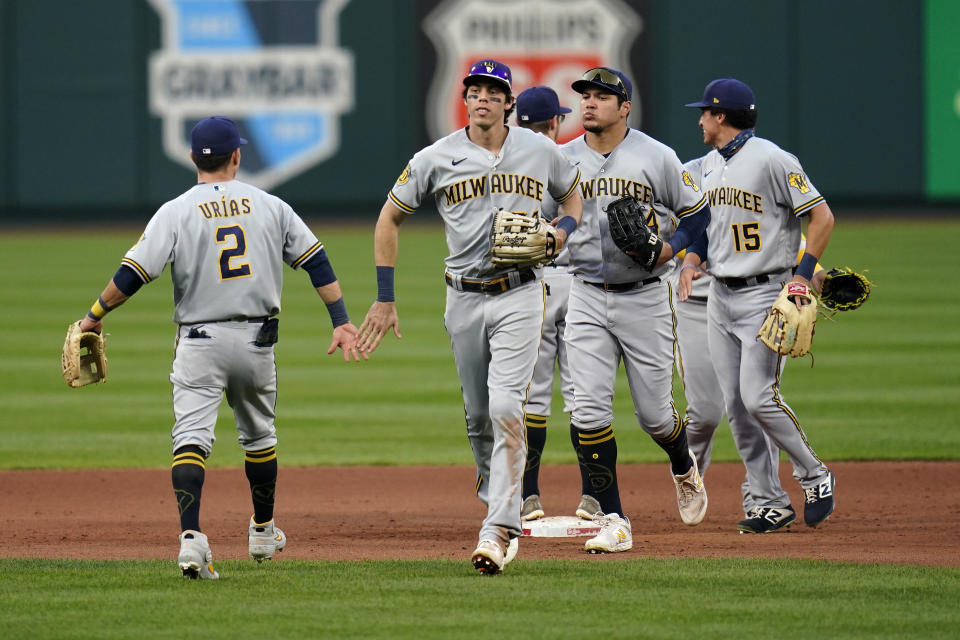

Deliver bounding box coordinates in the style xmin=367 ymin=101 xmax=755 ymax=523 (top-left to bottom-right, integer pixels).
xmin=123 ymin=180 xmax=324 ymax=323
xmin=123 ymin=179 xmax=324 ymax=455
xmin=388 ymin=125 xmax=579 ymax=546
xmin=686 ymin=136 xmax=830 ymax=510
xmin=694 ymin=137 xmax=823 ymax=278
xmin=563 ymin=129 xmax=707 ymax=283
xmin=389 ymin=126 xmax=580 ymax=277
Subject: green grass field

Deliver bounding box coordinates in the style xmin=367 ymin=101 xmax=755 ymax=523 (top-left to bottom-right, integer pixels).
xmin=2 ymin=218 xmax=959 ymax=637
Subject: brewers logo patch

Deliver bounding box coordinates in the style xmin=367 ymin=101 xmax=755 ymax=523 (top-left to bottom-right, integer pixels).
xmin=788 ymin=172 xmax=811 ymax=194
xmin=397 ymin=164 xmax=411 ymax=186
xmin=682 ymin=171 xmax=700 ymax=192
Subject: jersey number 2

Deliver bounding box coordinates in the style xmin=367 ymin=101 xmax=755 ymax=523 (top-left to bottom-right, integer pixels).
xmin=216 ymin=225 xmax=252 ymax=279
xmin=730 ymin=222 xmax=761 ymax=252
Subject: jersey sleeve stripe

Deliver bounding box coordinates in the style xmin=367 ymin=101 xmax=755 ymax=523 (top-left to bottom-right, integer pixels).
xmin=388 ymin=191 xmax=417 ymax=213
xmin=793 ymin=196 xmax=825 ymax=216
xmin=120 ymin=257 xmax=151 ymax=283
xmin=676 ymin=195 xmax=708 ymax=218
xmin=554 ymin=169 xmax=581 ymax=203
xmin=291 ymin=241 xmax=324 ymax=269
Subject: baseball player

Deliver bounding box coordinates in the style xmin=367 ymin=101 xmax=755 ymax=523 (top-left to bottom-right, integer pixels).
xmin=512 ymin=86 xmax=579 ymax=522
xmin=72 ymin=116 xmax=365 ymax=579
xmin=357 ymin=60 xmax=583 ymax=574
xmin=561 ymin=67 xmax=711 ymax=554
xmin=679 ymin=78 xmax=836 ymax=534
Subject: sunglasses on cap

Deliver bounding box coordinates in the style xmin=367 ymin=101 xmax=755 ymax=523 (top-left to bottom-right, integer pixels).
xmin=579 ymin=68 xmax=629 ymax=99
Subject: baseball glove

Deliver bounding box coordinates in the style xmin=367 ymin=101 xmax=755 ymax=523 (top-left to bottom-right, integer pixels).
xmin=757 ymin=282 xmax=818 ymax=358
xmin=62 ymin=321 xmax=107 ymax=388
xmin=819 ymin=267 xmax=871 ymax=312
xmin=490 ymin=209 xmax=559 ymax=267
xmin=605 ymin=196 xmax=663 ymax=270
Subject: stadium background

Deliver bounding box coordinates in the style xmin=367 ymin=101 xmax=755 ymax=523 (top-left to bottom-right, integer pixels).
xmin=0 ymin=0 xmax=956 ymax=224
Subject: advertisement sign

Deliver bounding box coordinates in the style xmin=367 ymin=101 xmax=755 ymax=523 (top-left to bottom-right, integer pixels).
xmin=148 ymin=0 xmax=355 ymax=189
xmin=423 ymin=0 xmax=643 ymax=144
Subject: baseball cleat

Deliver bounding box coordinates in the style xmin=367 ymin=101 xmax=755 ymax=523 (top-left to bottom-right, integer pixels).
xmin=178 ymin=530 xmax=219 ymax=580
xmin=803 ymin=473 xmax=836 ymax=528
xmin=673 ymin=452 xmax=708 ymax=526
xmin=248 ymin=517 xmax=287 ymax=563
xmin=575 ymin=495 xmax=602 ymax=520
xmin=584 ymin=513 xmax=632 ymax=553
xmin=737 ymin=506 xmax=796 ymax=534
xmin=503 ymin=536 xmax=519 ymax=567
xmin=521 ymin=495 xmax=545 ymax=521
xmin=471 ymin=539 xmax=505 ymax=575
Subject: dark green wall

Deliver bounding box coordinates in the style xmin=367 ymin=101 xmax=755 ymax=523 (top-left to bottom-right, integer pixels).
xmin=645 ymin=0 xmax=923 ymax=202
xmin=0 ymin=0 xmax=935 ymax=223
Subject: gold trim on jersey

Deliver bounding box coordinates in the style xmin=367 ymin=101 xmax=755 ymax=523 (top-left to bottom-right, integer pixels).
xmin=121 ymin=257 xmax=151 ymax=283
xmin=292 ymin=241 xmax=323 ymax=269
xmin=388 ymin=191 xmax=416 ymax=213
xmin=555 ymin=169 xmax=581 ymax=203
xmin=677 ymin=195 xmax=708 ymax=218
xmin=793 ymin=196 xmax=824 ymax=216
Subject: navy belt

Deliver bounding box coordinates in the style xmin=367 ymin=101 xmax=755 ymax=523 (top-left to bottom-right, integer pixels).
xmin=717 ymin=273 xmax=777 ymax=288
xmin=445 ymin=269 xmax=536 ymax=295
xmin=187 ymin=316 xmax=270 ymax=324
xmin=584 ymin=276 xmax=660 ymax=292
xmin=687 ymin=295 xmax=708 ymax=303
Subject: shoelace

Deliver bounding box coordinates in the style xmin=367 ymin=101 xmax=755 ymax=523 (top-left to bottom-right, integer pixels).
xmin=803 ymin=486 xmax=819 ymax=503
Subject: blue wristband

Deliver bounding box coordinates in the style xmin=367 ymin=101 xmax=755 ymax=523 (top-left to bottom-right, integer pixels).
xmin=376 ymin=266 xmax=395 ymax=302
xmin=796 ymin=252 xmax=818 ymax=280
xmin=325 ymin=297 xmax=350 ymax=328
xmin=555 ymin=216 xmax=577 ymax=237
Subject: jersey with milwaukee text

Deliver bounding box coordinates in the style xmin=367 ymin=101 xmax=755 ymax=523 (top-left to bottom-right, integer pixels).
xmin=388 ymin=126 xmax=580 ymax=277
xmin=562 ymin=129 xmax=708 ymax=283
xmin=689 ymin=136 xmax=824 ymax=278
xmin=123 ymin=180 xmax=323 ymax=323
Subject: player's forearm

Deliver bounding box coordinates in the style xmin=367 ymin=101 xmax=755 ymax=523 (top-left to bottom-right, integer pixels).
xmin=374 ymin=201 xmax=406 ymax=268
xmin=801 ymin=202 xmax=834 ymax=260
xmin=556 ymin=191 xmax=583 ymax=226
xmin=316 ymin=281 xmax=344 ymax=305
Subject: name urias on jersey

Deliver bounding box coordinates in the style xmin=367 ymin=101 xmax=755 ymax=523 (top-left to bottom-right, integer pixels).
xmin=442 ymin=172 xmax=545 ymax=206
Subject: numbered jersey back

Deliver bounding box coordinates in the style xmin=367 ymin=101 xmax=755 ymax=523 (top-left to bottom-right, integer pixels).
xmin=123 ymin=181 xmax=322 ymax=323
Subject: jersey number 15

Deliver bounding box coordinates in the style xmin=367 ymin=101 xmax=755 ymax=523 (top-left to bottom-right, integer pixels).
xmin=730 ymin=222 xmax=761 ymax=252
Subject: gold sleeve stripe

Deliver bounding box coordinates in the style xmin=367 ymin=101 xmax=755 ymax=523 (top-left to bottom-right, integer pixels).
xmin=524 ymin=414 xmax=548 ymax=428
xmin=245 ymin=452 xmax=277 ymax=463
xmin=291 ymin=241 xmax=324 ymax=269
xmin=121 ymin=258 xmax=151 ymax=282
xmin=676 ymin=196 xmax=708 ymax=218
xmin=794 ymin=196 xmax=825 ymax=216
xmin=388 ymin=191 xmax=417 ymax=213
xmin=555 ymin=169 xmax=582 ymax=203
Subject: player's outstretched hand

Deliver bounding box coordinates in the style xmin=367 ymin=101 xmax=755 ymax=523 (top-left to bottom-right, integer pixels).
xmin=328 ymin=322 xmax=368 ymax=362
xmin=676 ymin=264 xmax=702 ymax=302
xmin=358 ymin=301 xmax=402 ymax=354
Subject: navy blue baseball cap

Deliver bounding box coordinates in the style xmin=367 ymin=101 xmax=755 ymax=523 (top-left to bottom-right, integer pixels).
xmin=516 ymin=86 xmax=572 ymax=123
xmin=190 ymin=116 xmax=248 ymax=156
xmin=685 ymin=78 xmax=756 ymax=111
xmin=572 ymin=67 xmax=632 ymax=102
xmin=463 ymin=59 xmax=513 ymax=92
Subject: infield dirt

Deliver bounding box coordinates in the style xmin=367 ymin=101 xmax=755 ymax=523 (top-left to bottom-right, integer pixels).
xmin=5 ymin=462 xmax=958 ymax=567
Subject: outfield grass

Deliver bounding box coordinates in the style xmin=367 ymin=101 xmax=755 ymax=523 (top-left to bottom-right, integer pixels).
xmin=1 ymin=219 xmax=959 ymax=469
xmin=1 ymin=558 xmax=958 ymax=639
